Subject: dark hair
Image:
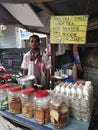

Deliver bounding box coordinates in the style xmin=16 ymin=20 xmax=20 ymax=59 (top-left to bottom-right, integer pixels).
xmin=29 ymin=35 xmax=40 ymax=43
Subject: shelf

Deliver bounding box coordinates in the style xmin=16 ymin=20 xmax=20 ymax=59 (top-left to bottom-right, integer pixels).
xmin=0 ymin=110 xmax=90 ymax=130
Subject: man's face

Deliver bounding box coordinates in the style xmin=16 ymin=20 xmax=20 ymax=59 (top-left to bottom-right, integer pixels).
xmin=29 ymin=37 xmax=40 ymax=49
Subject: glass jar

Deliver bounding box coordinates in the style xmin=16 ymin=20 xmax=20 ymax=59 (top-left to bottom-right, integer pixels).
xmin=0 ymin=83 xmax=11 ymax=110
xmin=8 ymin=86 xmax=22 ymax=114
xmin=33 ymin=90 xmax=50 ymax=125
xmin=22 ymin=88 xmax=35 ymax=118
xmin=50 ymin=92 xmax=69 ymax=129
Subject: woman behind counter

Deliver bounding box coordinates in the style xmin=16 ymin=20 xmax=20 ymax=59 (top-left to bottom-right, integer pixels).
xmin=21 ymin=34 xmax=51 ymax=87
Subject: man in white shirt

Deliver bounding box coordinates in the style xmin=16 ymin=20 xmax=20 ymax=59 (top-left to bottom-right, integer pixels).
xmin=21 ymin=34 xmax=50 ymax=86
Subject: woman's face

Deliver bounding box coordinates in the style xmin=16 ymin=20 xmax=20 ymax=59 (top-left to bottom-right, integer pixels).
xmin=29 ymin=37 xmax=40 ymax=49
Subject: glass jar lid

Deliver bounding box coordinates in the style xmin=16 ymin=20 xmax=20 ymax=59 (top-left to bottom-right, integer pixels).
xmin=34 ymin=90 xmax=48 ymax=98
xmin=0 ymin=83 xmax=11 ymax=89
xmin=23 ymin=88 xmax=35 ymax=95
xmin=9 ymin=86 xmax=21 ymax=92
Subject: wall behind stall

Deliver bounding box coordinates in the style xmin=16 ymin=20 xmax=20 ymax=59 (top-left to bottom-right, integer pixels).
xmin=1 ymin=25 xmax=17 ymax=48
xmin=0 ymin=25 xmax=22 ymax=48
xmin=0 ymin=25 xmax=47 ymax=49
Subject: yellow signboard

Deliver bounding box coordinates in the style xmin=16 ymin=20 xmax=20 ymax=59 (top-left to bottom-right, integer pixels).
xmin=50 ymin=15 xmax=88 ymax=44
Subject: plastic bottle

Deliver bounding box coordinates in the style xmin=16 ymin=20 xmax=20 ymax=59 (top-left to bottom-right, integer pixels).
xmin=71 ymin=83 xmax=78 ymax=117
xmin=54 ymin=82 xmax=64 ymax=94
xmin=75 ymin=83 xmax=83 ymax=120
xmin=81 ymin=81 xmax=93 ymax=121
xmin=65 ymin=78 xmax=74 ymax=115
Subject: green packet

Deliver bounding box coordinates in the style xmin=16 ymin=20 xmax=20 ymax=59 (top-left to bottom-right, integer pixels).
xmin=1 ymin=97 xmax=8 ymax=109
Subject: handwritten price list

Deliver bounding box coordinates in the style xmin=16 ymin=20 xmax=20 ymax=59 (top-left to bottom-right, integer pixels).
xmin=50 ymin=15 xmax=88 ymax=44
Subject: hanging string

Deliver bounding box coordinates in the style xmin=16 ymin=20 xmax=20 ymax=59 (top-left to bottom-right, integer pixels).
xmin=85 ymin=0 xmax=90 ymax=15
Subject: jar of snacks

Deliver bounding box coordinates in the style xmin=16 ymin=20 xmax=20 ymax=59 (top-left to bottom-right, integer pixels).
xmin=0 ymin=83 xmax=11 ymax=110
xmin=8 ymin=86 xmax=22 ymax=114
xmin=22 ymin=88 xmax=35 ymax=118
xmin=33 ymin=90 xmax=50 ymax=125
xmin=50 ymin=92 xmax=69 ymax=129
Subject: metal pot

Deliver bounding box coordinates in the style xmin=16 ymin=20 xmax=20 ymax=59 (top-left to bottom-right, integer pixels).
xmin=17 ymin=75 xmax=35 ymax=88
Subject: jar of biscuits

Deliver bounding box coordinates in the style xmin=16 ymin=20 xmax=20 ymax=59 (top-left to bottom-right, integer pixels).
xmin=0 ymin=83 xmax=11 ymax=110
xmin=8 ymin=86 xmax=22 ymax=114
xmin=22 ymin=88 xmax=35 ymax=118
xmin=50 ymin=93 xmax=69 ymax=129
xmin=33 ymin=90 xmax=50 ymax=125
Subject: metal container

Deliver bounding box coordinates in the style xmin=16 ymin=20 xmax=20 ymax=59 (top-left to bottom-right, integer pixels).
xmin=17 ymin=75 xmax=35 ymax=88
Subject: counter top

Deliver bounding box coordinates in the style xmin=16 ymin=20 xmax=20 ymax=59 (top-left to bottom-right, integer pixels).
xmin=0 ymin=110 xmax=89 ymax=130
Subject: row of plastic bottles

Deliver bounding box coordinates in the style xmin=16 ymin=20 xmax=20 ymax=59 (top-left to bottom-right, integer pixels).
xmin=54 ymin=78 xmax=93 ymax=121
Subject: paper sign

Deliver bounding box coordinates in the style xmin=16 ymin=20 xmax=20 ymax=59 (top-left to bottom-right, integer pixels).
xmin=50 ymin=15 xmax=88 ymax=44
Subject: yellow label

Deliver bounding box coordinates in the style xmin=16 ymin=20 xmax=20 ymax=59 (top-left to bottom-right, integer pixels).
xmin=50 ymin=15 xmax=88 ymax=44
